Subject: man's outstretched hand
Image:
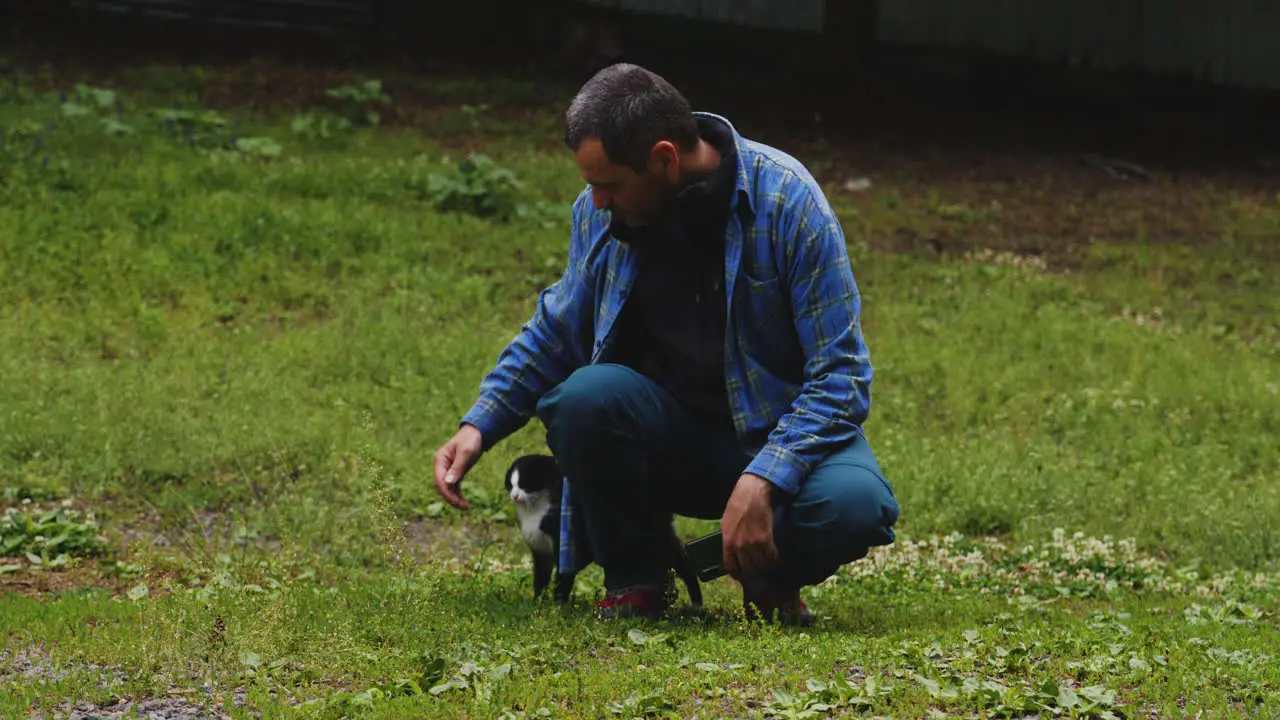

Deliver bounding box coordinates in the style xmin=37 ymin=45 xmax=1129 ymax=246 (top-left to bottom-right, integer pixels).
xmin=433 ymin=424 xmax=484 ymax=510
xmin=721 ymin=473 xmax=779 ymax=582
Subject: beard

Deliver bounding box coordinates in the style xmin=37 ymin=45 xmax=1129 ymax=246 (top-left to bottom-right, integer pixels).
xmin=615 ymin=184 xmax=680 ymax=230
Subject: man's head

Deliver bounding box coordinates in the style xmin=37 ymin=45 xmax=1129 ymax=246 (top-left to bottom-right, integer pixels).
xmin=564 ymin=63 xmax=701 ymax=227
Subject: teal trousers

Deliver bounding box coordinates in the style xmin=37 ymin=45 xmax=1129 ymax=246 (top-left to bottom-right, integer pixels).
xmin=535 ymin=363 xmax=900 ymax=591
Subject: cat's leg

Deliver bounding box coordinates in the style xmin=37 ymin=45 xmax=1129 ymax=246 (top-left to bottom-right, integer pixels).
xmin=553 ymin=570 xmax=575 ymax=604
xmin=532 ymin=551 xmax=554 ymax=600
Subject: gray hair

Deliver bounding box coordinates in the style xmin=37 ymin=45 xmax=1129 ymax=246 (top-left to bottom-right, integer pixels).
xmin=564 ymin=63 xmax=699 ymax=172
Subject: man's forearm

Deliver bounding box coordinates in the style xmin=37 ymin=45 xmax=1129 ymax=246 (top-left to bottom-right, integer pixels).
xmin=456 ymin=190 xmax=598 ymax=450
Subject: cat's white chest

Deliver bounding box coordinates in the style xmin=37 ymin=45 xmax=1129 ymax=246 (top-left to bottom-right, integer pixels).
xmin=515 ymin=494 xmax=555 ymax=557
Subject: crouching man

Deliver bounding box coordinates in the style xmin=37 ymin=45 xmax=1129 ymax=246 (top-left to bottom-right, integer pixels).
xmin=433 ymin=63 xmax=900 ymax=624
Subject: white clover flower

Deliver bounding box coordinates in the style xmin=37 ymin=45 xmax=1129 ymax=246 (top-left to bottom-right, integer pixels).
xmin=487 ymin=559 xmax=515 ymax=573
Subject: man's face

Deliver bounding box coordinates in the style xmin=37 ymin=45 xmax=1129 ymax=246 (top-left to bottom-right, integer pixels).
xmin=574 ymin=137 xmax=679 ymax=228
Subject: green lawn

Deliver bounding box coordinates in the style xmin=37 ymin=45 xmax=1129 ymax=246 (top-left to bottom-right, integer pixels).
xmin=1 ymin=64 xmax=1278 ymax=719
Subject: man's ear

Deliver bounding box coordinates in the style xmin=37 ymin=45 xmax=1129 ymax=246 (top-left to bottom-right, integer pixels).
xmin=649 ymin=140 xmax=679 ymax=181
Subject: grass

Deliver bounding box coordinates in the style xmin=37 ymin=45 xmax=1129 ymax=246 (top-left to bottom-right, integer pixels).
xmin=1 ymin=59 xmax=1278 ymax=718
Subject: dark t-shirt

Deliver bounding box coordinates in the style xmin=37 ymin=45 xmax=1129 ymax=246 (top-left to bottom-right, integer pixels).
xmin=606 ymin=116 xmax=738 ymax=424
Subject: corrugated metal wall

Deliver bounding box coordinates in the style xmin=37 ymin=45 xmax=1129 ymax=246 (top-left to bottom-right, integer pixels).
xmin=17 ymin=0 xmax=1280 ymax=90
xmin=63 ymin=0 xmax=376 ymax=33
xmin=576 ymin=0 xmax=825 ymax=33
xmin=876 ymin=0 xmax=1280 ymax=90
xmin=876 ymin=0 xmax=1140 ymax=69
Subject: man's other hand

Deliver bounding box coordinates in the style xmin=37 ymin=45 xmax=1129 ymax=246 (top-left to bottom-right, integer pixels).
xmin=433 ymin=424 xmax=484 ymax=510
xmin=721 ymin=473 xmax=779 ymax=581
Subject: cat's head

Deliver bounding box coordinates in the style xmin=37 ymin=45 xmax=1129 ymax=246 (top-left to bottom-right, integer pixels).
xmin=504 ymin=454 xmax=562 ymax=504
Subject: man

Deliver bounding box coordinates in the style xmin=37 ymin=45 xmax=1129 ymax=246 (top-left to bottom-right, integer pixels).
xmin=433 ymin=63 xmax=900 ymax=624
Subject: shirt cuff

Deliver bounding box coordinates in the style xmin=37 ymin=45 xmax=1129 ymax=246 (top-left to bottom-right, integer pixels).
xmin=743 ymin=444 xmax=808 ymax=496
xmin=458 ymin=395 xmax=524 ymax=451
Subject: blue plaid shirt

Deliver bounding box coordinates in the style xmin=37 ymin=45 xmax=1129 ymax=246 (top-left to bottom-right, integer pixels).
xmin=459 ymin=112 xmax=873 ymax=576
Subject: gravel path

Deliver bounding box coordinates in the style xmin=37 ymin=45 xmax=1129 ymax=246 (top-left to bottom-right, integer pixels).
xmin=46 ymin=698 xmax=234 ymax=720
xmin=4 ymin=649 xmax=248 ymax=720
xmin=2 ymin=648 xmax=127 ymax=688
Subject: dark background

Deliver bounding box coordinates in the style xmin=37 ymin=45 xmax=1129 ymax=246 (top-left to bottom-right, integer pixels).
xmin=5 ymin=0 xmax=1280 ymax=180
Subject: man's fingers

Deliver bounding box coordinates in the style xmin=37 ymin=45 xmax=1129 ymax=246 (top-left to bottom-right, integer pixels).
xmin=739 ymin=546 xmax=765 ymax=580
xmin=733 ymin=539 xmax=780 ymax=584
xmin=723 ymin=542 xmax=741 ymax=580
xmin=446 ymin=487 xmax=470 ymax=510
xmin=763 ymin=535 xmax=780 ymax=566
xmin=433 ymin=449 xmax=452 ymax=488
xmin=438 ymin=474 xmax=470 ymax=509
xmin=433 ymin=445 xmax=470 ymax=510
xmin=433 ymin=469 xmax=469 ymax=510
xmin=452 ymin=447 xmax=477 ymax=480
xmin=727 ymin=545 xmax=763 ymax=580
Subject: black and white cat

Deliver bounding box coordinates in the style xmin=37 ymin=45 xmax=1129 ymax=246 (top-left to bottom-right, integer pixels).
xmin=503 ymin=453 xmax=702 ymax=608
xmin=503 ymin=453 xmax=573 ymax=602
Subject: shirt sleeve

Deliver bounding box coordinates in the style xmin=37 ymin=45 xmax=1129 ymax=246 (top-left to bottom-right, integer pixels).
xmin=459 ymin=190 xmax=600 ymax=449
xmin=742 ymin=183 xmax=872 ymax=495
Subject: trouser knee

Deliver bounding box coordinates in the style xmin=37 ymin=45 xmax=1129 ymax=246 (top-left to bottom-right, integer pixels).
xmin=774 ymin=452 xmax=900 ymax=588
xmin=826 ymin=467 xmax=899 ymax=550
xmin=536 ymin=364 xmax=640 ymax=439
xmin=535 ymin=363 xmax=668 ymax=493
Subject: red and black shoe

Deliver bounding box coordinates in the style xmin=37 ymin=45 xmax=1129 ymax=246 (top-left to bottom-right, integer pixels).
xmin=594 ymin=577 xmax=676 ymax=620
xmin=743 ymin=585 xmax=813 ymax=627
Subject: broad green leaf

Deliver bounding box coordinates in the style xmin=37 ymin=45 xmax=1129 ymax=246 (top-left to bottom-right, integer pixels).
xmin=1058 ymin=686 xmax=1080 ymax=707
xmin=912 ymin=673 xmax=941 ymax=697
xmin=1079 ymin=685 xmax=1116 ymax=705
xmin=234 ymin=137 xmax=282 ymax=158
xmin=60 ymin=102 xmax=91 ymax=118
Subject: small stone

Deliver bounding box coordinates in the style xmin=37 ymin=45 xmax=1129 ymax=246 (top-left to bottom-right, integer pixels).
xmin=843 ymin=177 xmax=872 ymax=192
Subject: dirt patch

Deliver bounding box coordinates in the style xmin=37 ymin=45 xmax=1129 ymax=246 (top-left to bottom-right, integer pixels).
xmin=0 ymin=561 xmax=124 ymax=598
xmin=834 ymin=163 xmax=1240 ymax=265
xmin=111 ymin=508 xmax=237 ymax=549
xmin=402 ymin=518 xmax=514 ymax=560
